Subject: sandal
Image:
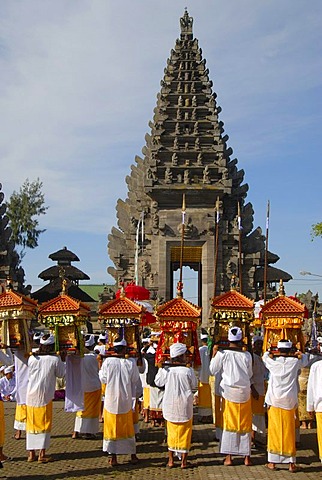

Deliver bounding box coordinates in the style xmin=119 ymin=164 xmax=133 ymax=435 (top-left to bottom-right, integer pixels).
xmin=38 ymin=456 xmax=53 ymax=463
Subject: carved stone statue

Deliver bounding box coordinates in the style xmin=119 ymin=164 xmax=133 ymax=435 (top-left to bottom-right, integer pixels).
xmin=173 ymin=137 xmax=179 ymax=150
xmin=195 ymin=137 xmax=200 ymax=149
xmin=202 ymin=165 xmax=211 ymax=184
xmin=178 ymin=95 xmax=183 ymax=106
xmin=193 ymin=122 xmax=199 ymax=135
xmin=192 ymin=95 xmax=197 ymax=107
xmin=177 ymin=109 xmax=182 ymax=120
xmin=175 ymin=123 xmax=180 ymax=135
xmin=197 ymin=152 xmax=203 ymax=165
xmin=172 ymin=153 xmax=178 ymax=165
xmin=184 ymin=169 xmax=190 ymax=184
xmin=165 ymin=167 xmax=173 ymax=184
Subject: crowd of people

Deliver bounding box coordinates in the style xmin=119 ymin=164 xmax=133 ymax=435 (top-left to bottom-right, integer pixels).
xmin=0 ymin=328 xmax=322 ymax=471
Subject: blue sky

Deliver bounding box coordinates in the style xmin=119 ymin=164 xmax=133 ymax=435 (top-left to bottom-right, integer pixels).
xmin=1 ymin=0 xmax=322 ymax=298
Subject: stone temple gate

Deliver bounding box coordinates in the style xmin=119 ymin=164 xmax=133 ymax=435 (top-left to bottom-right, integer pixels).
xmin=107 ymin=10 xmax=288 ymax=324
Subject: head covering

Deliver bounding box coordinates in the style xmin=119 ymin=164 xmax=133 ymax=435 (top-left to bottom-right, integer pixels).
xmin=113 ymin=338 xmax=127 ymax=347
xmin=33 ymin=331 xmax=43 ymax=340
xmin=4 ymin=366 xmax=13 ymax=375
xmin=146 ymin=346 xmax=156 ymax=355
xmin=228 ymin=327 xmax=243 ymax=342
xmin=0 ymin=366 xmax=5 ymax=373
xmin=40 ymin=334 xmax=55 ymax=345
xmin=94 ymin=344 xmax=106 ymax=355
xmin=98 ymin=334 xmax=106 ymax=341
xmin=170 ymin=342 xmax=187 ymax=358
xmin=317 ymin=336 xmax=322 ymax=344
xmin=142 ymin=338 xmax=149 ymax=343
xmin=85 ymin=334 xmax=95 ymax=347
xmin=252 ymin=335 xmax=263 ymax=345
xmin=277 ymin=340 xmax=292 ymax=349
xmin=200 ymin=334 xmax=208 ymax=340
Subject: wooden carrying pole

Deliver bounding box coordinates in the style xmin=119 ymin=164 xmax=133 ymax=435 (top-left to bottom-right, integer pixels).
xmin=179 ymin=194 xmax=186 ymax=293
xmin=213 ymin=196 xmax=220 ymax=298
xmin=237 ymin=202 xmax=243 ymax=294
xmin=263 ymin=200 xmax=270 ymax=304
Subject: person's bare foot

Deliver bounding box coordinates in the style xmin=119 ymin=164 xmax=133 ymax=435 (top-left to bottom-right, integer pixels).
xmin=244 ymin=456 xmax=253 ymax=466
xmin=265 ymin=462 xmax=276 ymax=470
xmin=130 ymin=454 xmax=139 ymax=465
xmin=223 ymin=455 xmax=233 ymax=466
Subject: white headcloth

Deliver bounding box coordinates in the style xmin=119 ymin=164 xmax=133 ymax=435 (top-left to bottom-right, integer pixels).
xmin=40 ymin=334 xmax=55 ymax=345
xmin=170 ymin=342 xmax=187 ymax=358
xmin=277 ymin=340 xmax=292 ymax=349
xmin=228 ymin=327 xmax=243 ymax=342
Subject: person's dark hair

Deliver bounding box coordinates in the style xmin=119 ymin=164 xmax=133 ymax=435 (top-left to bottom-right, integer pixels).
xmin=39 ymin=342 xmax=55 ymax=354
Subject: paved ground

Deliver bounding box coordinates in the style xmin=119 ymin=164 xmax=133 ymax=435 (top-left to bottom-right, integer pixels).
xmin=0 ymin=401 xmax=321 ymax=480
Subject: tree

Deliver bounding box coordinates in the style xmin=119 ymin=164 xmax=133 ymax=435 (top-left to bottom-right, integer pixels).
xmin=5 ymin=178 xmax=48 ymax=259
xmin=311 ymin=222 xmax=322 ymax=240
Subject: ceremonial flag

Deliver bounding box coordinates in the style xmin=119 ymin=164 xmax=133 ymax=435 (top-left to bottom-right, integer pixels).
xmin=266 ymin=200 xmax=270 ymax=231
xmin=182 ymin=193 xmax=186 ymax=224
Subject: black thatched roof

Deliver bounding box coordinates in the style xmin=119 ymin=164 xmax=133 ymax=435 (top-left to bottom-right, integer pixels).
xmin=254 ymin=266 xmax=292 ymax=283
xmin=31 ymin=277 xmax=95 ymax=303
xmin=49 ymin=246 xmax=80 ymax=263
xmin=38 ymin=265 xmax=90 ymax=281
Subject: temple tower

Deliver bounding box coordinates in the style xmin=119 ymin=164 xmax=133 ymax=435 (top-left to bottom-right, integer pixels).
xmin=108 ymin=10 xmax=274 ymax=324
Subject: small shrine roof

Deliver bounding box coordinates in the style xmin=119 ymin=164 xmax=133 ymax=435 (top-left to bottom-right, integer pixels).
xmin=0 ymin=289 xmax=37 ymax=311
xmin=156 ymin=296 xmax=201 ymax=320
xmin=49 ymin=246 xmax=80 ymax=262
xmin=99 ymin=296 xmax=144 ymax=317
xmin=261 ymin=294 xmax=306 ymax=316
xmin=38 ymin=265 xmax=90 ymax=281
xmin=212 ymin=290 xmax=254 ymax=310
xmin=38 ymin=293 xmax=90 ymax=316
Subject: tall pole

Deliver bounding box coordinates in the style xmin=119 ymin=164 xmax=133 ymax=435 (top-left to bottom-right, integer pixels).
xmin=178 ymin=194 xmax=186 ymax=296
xmin=237 ymin=202 xmax=243 ymax=294
xmin=213 ymin=196 xmax=220 ymax=298
xmin=263 ymin=200 xmax=270 ymax=304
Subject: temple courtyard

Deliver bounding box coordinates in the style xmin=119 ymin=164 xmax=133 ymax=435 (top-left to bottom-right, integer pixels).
xmin=0 ymin=401 xmax=321 ymax=480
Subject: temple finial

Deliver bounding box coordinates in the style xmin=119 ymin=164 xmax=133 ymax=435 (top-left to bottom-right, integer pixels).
xmin=180 ymin=9 xmax=193 ymax=38
xmin=278 ymin=279 xmax=285 ymax=296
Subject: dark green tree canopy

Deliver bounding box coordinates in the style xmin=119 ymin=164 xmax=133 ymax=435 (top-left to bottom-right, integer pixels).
xmin=6 ymin=178 xmax=48 ymax=257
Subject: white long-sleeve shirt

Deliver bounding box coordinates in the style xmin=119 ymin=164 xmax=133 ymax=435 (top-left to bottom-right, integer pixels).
xmin=14 ymin=350 xmax=29 ymax=405
xmin=26 ymin=354 xmax=66 ymax=407
xmin=99 ymin=356 xmax=140 ymax=415
xmin=154 ymin=365 xmax=197 ymax=423
xmin=262 ymin=351 xmax=308 ymax=410
xmin=307 ymin=360 xmax=322 ymax=413
xmin=82 ymin=352 xmax=101 ymax=392
xmin=251 ymin=353 xmax=268 ymax=396
xmin=209 ymin=349 xmax=253 ymax=403
xmin=199 ymin=345 xmax=210 ymax=384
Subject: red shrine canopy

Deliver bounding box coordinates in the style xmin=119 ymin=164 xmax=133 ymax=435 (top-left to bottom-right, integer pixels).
xmin=116 ymin=281 xmax=150 ymax=301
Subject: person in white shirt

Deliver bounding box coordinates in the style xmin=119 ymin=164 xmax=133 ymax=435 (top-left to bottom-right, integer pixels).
xmin=307 ymin=356 xmax=322 ymax=463
xmin=250 ymin=336 xmax=268 ymax=447
xmin=99 ymin=338 xmax=140 ymax=467
xmin=0 ymin=367 xmax=15 ymax=401
xmin=0 ymin=343 xmax=14 ymax=462
xmin=210 ymin=327 xmax=253 ymax=467
xmin=26 ymin=334 xmax=66 ymax=463
xmin=72 ymin=334 xmax=101 ymax=439
xmin=155 ymin=342 xmax=197 ymax=469
xmin=262 ymin=339 xmax=308 ymax=473
xmin=198 ymin=334 xmax=212 ymax=423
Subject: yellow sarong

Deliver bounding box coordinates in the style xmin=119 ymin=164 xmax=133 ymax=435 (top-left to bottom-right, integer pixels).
xmin=132 ymin=400 xmax=139 ymax=425
xmin=251 ymin=394 xmax=265 ymax=416
xmin=198 ymin=382 xmax=212 ymax=409
xmin=0 ymin=402 xmax=4 ymax=447
xmin=76 ymin=389 xmax=101 ymax=419
xmin=15 ymin=404 xmax=27 ymax=424
xmin=267 ymin=406 xmax=296 ymax=458
xmin=215 ymin=394 xmax=223 ymax=430
xmin=222 ymin=397 xmax=252 ymax=434
xmin=316 ymin=412 xmax=322 ymax=461
xmin=26 ymin=401 xmax=53 ymax=434
xmin=143 ymin=386 xmax=150 ymax=409
xmin=167 ymin=418 xmax=193 ymax=453
xmin=103 ymin=409 xmax=134 ymax=441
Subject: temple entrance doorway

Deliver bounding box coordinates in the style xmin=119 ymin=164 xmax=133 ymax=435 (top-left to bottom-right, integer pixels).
xmin=170 ymin=246 xmax=202 ymax=306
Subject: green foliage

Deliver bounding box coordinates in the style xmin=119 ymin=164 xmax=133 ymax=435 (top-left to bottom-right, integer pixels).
xmin=6 ymin=178 xmax=48 ymax=256
xmin=311 ymin=222 xmax=322 ymax=240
